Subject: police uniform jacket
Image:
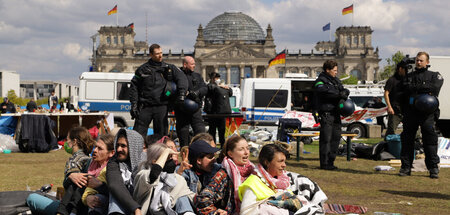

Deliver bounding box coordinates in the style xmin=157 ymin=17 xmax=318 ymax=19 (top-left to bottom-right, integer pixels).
xmin=314 ymin=72 xmax=346 ymax=112
xmin=130 ymin=59 xmax=188 ymax=106
xmin=181 ymin=68 xmax=207 ymax=105
xmin=403 ymin=67 xmax=443 ymax=98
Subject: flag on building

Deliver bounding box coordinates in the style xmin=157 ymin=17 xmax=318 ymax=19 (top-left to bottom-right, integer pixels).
xmin=322 ymin=22 xmax=330 ymax=31
xmin=268 ymin=50 xmax=286 ymax=67
xmin=108 ymin=5 xmax=117 ymax=15
xmin=127 ymin=23 xmax=134 ymax=30
xmin=342 ymin=4 xmax=353 ymax=15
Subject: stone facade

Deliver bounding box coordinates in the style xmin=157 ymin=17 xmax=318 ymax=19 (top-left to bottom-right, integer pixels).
xmin=92 ymin=12 xmax=381 ymax=85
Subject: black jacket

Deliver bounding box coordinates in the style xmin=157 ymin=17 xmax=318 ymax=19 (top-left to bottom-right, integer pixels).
xmin=207 ymin=83 xmax=233 ymax=114
xmin=129 ymin=59 xmax=188 ymax=106
xmin=181 ymin=68 xmax=207 ymax=105
xmin=0 ymin=102 xmax=16 ymax=113
xmin=314 ymin=72 xmax=347 ymax=112
xmin=403 ymin=67 xmax=443 ymax=98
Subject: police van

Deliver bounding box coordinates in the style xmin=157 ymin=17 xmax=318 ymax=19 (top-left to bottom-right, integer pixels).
xmin=240 ymin=74 xmax=316 ymax=125
xmin=239 ymin=75 xmax=386 ymax=138
xmin=79 ymin=72 xmax=134 ymax=127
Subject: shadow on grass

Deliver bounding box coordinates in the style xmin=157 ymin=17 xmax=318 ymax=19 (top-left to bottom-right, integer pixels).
xmin=286 ymin=161 xmax=373 ymax=174
xmin=380 ymin=190 xmax=450 ymax=200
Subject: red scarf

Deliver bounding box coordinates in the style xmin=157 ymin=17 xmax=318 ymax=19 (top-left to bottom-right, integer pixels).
xmin=222 ymin=157 xmax=255 ymax=213
xmin=87 ymin=160 xmax=108 ymax=178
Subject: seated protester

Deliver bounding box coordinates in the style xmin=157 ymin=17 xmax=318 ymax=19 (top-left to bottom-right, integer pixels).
xmin=133 ymin=143 xmax=195 ymax=215
xmin=27 ymin=127 xmax=95 ymax=215
xmin=147 ymin=134 xmax=180 ymax=164
xmin=176 ymin=139 xmax=221 ymax=194
xmin=240 ymin=144 xmax=327 ymax=215
xmin=106 ymin=129 xmax=145 ymax=215
xmin=81 ymin=134 xmax=115 ymax=214
xmin=195 ymin=135 xmax=255 ymax=214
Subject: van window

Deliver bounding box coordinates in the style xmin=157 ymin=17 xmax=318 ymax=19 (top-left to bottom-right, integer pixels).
xmin=86 ymin=82 xmax=114 ymax=100
xmin=229 ymin=96 xmax=236 ymax=107
xmin=117 ymin=82 xmax=131 ymax=100
xmin=254 ymin=89 xmax=288 ymax=108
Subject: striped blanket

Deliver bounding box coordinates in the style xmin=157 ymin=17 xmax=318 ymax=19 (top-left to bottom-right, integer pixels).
xmin=324 ymin=203 xmax=368 ymax=214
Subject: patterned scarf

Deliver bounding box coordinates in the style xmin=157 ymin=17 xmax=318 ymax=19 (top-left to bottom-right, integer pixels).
xmin=87 ymin=159 xmax=108 ymax=178
xmin=222 ymin=157 xmax=255 ymax=213
xmin=257 ymin=164 xmax=290 ymax=191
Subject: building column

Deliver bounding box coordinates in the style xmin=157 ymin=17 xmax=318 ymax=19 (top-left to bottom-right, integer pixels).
xmin=252 ymin=66 xmax=257 ymax=78
xmin=226 ymin=65 xmax=231 ymax=84
xmin=202 ymin=66 xmax=206 ymax=80
xmin=239 ymin=65 xmax=244 ymax=84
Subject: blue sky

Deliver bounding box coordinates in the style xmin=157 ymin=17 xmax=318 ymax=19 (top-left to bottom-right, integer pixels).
xmin=0 ymin=0 xmax=449 ymax=84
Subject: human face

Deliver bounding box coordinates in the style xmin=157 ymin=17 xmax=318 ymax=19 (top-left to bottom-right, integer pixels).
xmin=165 ymin=140 xmax=177 ymax=152
xmin=326 ymin=66 xmax=338 ymax=77
xmin=116 ymin=137 xmax=129 ymax=162
xmin=197 ymin=153 xmax=216 ymax=173
xmin=184 ymin=57 xmax=196 ymax=71
xmin=266 ymin=152 xmax=287 ymax=177
xmin=93 ymin=139 xmax=114 ymax=163
xmin=398 ymin=67 xmax=406 ymax=76
xmin=151 ymin=48 xmax=163 ymax=62
xmin=227 ymin=139 xmax=250 ymax=166
xmin=415 ymin=54 xmax=429 ymax=69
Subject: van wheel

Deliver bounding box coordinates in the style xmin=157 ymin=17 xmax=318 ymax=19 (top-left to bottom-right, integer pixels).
xmin=347 ymin=123 xmax=366 ymax=138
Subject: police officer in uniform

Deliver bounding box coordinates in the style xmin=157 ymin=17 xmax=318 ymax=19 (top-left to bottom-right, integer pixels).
xmin=130 ymin=44 xmax=188 ymax=137
xmin=175 ymin=56 xmax=207 ymax=148
xmin=400 ymin=52 xmax=444 ymax=178
xmin=314 ymin=60 xmax=349 ymax=170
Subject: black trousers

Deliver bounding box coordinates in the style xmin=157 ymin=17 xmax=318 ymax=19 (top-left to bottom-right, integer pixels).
xmin=319 ymin=111 xmax=342 ymax=168
xmin=208 ymin=117 xmax=226 ymax=147
xmin=175 ymin=108 xmax=205 ymax=148
xmin=133 ymin=105 xmax=168 ymax=138
xmin=400 ymin=109 xmax=439 ymax=170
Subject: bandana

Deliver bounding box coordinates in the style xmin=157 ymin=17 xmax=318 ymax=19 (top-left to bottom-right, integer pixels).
xmin=256 ymin=164 xmax=290 ymax=191
xmin=87 ymin=160 xmax=108 ymax=178
xmin=222 ymin=157 xmax=255 ymax=213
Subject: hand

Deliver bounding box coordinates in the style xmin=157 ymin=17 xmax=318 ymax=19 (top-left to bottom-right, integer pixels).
xmin=340 ymin=89 xmax=350 ymax=99
xmin=187 ymin=91 xmax=200 ymax=103
xmin=68 ymin=173 xmax=88 ymax=188
xmin=86 ymin=194 xmax=103 ymax=208
xmin=176 ymin=95 xmax=185 ymax=107
xmin=134 ymin=208 xmax=142 ymax=215
xmin=387 ymin=106 xmax=395 ymax=115
xmin=130 ymin=103 xmax=140 ymax=120
xmin=87 ymin=176 xmax=102 ymax=189
xmin=177 ymin=148 xmax=192 ymax=175
xmin=215 ymin=209 xmax=227 ymax=215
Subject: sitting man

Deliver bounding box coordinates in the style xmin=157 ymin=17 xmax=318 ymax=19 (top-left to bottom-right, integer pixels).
xmin=176 ymin=136 xmax=221 ymax=194
xmin=106 ymin=129 xmax=145 ymax=215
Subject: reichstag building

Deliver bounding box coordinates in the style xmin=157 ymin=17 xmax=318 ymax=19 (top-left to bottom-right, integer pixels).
xmin=92 ymin=11 xmax=381 ymax=84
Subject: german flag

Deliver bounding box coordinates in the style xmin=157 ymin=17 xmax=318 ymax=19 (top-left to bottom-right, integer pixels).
xmin=268 ymin=50 xmax=286 ymax=68
xmin=108 ymin=5 xmax=117 ymax=15
xmin=127 ymin=23 xmax=134 ymax=30
xmin=342 ymin=4 xmax=353 ymax=15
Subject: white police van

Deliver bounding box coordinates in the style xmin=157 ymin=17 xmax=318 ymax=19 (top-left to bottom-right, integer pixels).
xmin=240 ymin=74 xmax=316 ymax=125
xmin=79 ymin=72 xmax=134 ymax=127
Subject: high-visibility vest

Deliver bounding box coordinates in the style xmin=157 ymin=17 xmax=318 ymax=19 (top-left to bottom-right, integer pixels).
xmin=238 ymin=174 xmax=275 ymax=201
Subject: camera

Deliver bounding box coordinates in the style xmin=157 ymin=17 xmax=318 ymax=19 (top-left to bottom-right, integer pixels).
xmin=399 ymin=55 xmax=416 ymax=73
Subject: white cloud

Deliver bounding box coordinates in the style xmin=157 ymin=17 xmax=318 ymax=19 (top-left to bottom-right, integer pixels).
xmin=63 ymin=43 xmax=91 ymax=61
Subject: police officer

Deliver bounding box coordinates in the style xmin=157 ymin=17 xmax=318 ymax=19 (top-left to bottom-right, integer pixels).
xmin=314 ymin=60 xmax=349 ymax=170
xmin=129 ymin=44 xmax=188 ymax=138
xmin=175 ymin=56 xmax=207 ymax=148
xmin=400 ymin=51 xmax=443 ymax=178
xmin=206 ymin=72 xmax=233 ymax=147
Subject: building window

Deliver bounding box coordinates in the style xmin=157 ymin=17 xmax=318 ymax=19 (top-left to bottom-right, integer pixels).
xmin=230 ymin=66 xmax=240 ymax=85
xmin=315 ymin=71 xmax=321 ymax=77
xmin=114 ymin=37 xmax=118 ymax=44
xmin=107 ymin=37 xmax=111 ymax=44
xmin=278 ymin=69 xmax=284 ymax=78
xmin=244 ymin=66 xmax=252 ymax=78
xmin=347 ymin=36 xmax=351 ymax=45
xmin=218 ymin=67 xmax=227 ymax=84
xmin=353 ymin=36 xmax=358 ymax=45
xmin=361 ymin=36 xmax=365 ymax=45
xmin=121 ymin=36 xmax=124 ymax=44
xmin=350 ymin=69 xmax=362 ymax=80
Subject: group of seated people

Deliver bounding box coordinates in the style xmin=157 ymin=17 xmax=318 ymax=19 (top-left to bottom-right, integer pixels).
xmin=26 ymin=126 xmax=328 ymax=215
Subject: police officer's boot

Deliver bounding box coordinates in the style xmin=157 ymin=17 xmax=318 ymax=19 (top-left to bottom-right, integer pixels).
xmin=429 ymin=168 xmax=439 ymax=179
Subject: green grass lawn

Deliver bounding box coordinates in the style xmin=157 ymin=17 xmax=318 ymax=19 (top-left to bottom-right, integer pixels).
xmin=1 ymin=139 xmax=449 ymax=214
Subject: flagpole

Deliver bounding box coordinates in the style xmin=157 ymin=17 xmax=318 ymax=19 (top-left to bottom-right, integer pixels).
xmin=284 ymin=47 xmax=287 ymax=77
xmin=116 ymin=3 xmax=119 ymax=26
xmin=329 ymin=22 xmax=331 ymax=41
xmin=352 ymin=2 xmax=354 ymax=26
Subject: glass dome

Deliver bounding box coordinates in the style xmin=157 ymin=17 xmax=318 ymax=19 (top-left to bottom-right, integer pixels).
xmin=203 ymin=12 xmax=265 ymax=44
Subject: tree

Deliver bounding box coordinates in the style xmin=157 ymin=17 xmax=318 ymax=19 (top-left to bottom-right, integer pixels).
xmin=340 ymin=74 xmax=358 ymax=85
xmin=379 ymin=51 xmax=405 ymax=80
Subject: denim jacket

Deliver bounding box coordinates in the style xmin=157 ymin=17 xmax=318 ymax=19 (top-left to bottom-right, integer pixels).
xmin=176 ymin=163 xmax=222 ymax=193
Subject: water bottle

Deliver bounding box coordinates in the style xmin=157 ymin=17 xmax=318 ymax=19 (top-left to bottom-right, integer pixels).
xmin=40 ymin=184 xmax=53 ymax=193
